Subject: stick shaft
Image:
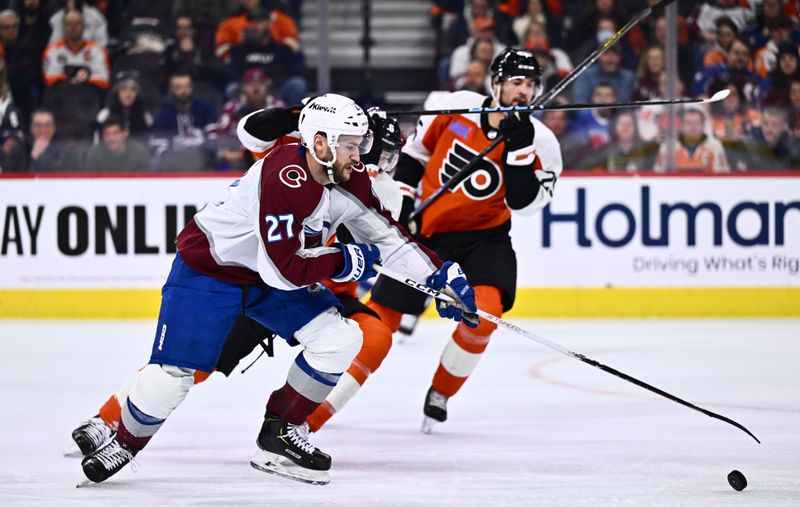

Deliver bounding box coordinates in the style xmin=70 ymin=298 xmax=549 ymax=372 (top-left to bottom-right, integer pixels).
xmin=373 ymin=264 xmax=761 ymax=445
xmin=388 ymin=95 xmax=719 ymax=117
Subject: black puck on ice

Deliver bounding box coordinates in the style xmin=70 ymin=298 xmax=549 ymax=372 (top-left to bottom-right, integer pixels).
xmin=727 ymin=470 xmax=747 ymax=491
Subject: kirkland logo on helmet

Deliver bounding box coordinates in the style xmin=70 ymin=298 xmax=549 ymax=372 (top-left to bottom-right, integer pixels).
xmin=308 ymin=103 xmax=337 ymax=113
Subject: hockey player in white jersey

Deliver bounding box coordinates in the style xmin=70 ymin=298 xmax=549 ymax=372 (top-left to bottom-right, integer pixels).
xmin=78 ymin=93 xmax=478 ymax=486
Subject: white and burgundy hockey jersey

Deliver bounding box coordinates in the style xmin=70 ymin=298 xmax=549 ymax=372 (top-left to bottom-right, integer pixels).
xmin=176 ymin=144 xmax=441 ymax=291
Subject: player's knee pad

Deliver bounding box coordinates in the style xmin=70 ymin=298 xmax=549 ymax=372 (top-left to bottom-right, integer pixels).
xmin=294 ymin=307 xmax=363 ymax=373
xmin=127 ymin=363 xmax=195 ymax=420
xmin=453 ymin=285 xmax=503 ymax=353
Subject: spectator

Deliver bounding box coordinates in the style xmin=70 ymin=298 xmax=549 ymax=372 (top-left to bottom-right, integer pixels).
xmin=708 ymin=80 xmax=759 ymax=141
xmin=95 ymin=73 xmax=154 ymax=143
xmin=741 ymin=0 xmax=798 ymax=50
xmin=566 ymin=0 xmax=630 ymax=60
xmin=512 ymin=0 xmax=548 ymax=44
xmin=605 ymin=110 xmax=658 ymax=172
xmin=693 ymin=38 xmax=767 ymax=105
xmin=214 ymin=133 xmax=246 ymax=171
xmin=215 ymin=0 xmax=300 ymax=60
xmin=43 ymin=9 xmax=109 ymax=90
xmin=568 ymin=82 xmax=617 ymax=169
xmin=449 ymin=35 xmax=503 ymax=88
xmin=207 ymin=67 xmax=282 ymax=139
xmin=702 ymin=16 xmax=738 ymax=68
xmin=571 ymin=45 xmax=634 ymax=103
xmin=27 ymin=108 xmax=85 ymax=171
xmin=754 ymin=17 xmax=795 ymax=78
xmin=172 ymin=0 xmax=237 ymax=52
xmin=84 ymin=116 xmax=151 ymax=172
xmin=228 ymin=8 xmax=306 ymax=105
xmin=151 ymin=71 xmax=217 ymax=171
xmin=0 ymin=49 xmax=25 ymax=172
xmin=651 ymin=15 xmax=694 ymax=89
xmin=744 ymin=105 xmax=800 ymax=171
xmin=633 ymin=45 xmax=665 ymax=101
xmin=636 ymin=74 xmax=687 ymax=143
xmin=164 ymin=15 xmax=232 ymax=93
xmin=48 ymin=0 xmax=108 ymax=47
xmin=694 ymin=0 xmax=754 ymax=44
xmin=455 ymin=59 xmax=489 ymax=94
xmin=654 ymin=106 xmax=730 ymax=173
xmin=764 ymin=42 xmax=800 ymax=105
xmin=788 ymin=78 xmax=800 ymax=139
xmin=523 ymin=20 xmax=572 ymax=90
xmin=12 ymin=1 xmax=52 ymax=114
xmin=28 ymin=109 xmax=60 ymax=171
xmin=439 ymin=0 xmax=517 ymax=59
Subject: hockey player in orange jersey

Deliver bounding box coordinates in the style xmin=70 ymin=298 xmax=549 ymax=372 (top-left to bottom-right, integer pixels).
xmin=368 ymin=48 xmax=563 ymax=432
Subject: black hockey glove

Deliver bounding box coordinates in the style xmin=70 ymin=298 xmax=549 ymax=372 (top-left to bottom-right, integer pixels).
xmin=361 ymin=109 xmax=386 ymax=166
xmin=498 ymin=112 xmax=536 ymax=167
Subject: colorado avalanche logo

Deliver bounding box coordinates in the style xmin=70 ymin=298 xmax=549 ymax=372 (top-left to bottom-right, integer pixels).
xmin=440 ymin=141 xmax=502 ymax=200
xmin=279 ymin=165 xmax=308 ymax=188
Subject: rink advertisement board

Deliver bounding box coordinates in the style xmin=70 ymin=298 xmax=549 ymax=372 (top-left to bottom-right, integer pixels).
xmin=1 ymin=173 xmax=798 ymax=318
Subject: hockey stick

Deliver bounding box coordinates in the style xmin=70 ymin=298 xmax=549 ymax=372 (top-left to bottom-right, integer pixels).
xmin=407 ymin=0 xmax=678 ymax=221
xmin=389 ymin=89 xmax=730 ymax=117
xmin=373 ymin=264 xmax=761 ymax=444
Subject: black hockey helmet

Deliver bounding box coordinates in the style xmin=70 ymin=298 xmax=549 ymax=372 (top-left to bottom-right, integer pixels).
xmin=490 ymin=48 xmax=543 ymax=84
xmin=379 ymin=116 xmax=403 ymax=150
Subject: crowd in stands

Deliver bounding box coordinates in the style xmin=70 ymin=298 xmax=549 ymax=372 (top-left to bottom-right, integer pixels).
xmin=0 ymin=0 xmax=303 ymax=173
xmin=432 ymin=0 xmax=800 ymax=171
xmin=0 ymin=0 xmax=797 ymax=173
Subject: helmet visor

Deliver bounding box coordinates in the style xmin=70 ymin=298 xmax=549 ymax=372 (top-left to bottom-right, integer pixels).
xmin=379 ymin=147 xmax=400 ymax=175
xmin=335 ymin=131 xmax=374 ymax=156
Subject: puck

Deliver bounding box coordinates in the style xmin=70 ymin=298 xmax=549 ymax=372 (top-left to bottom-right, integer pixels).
xmin=727 ymin=470 xmax=747 ymax=491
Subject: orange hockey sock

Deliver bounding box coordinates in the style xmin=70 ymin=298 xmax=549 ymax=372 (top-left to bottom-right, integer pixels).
xmin=432 ymin=285 xmax=503 ymax=397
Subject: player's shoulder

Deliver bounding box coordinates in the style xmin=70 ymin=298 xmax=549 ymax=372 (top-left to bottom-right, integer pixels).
xmin=532 ymin=116 xmax=560 ymax=148
xmin=260 ymin=145 xmax=321 ymax=200
xmin=424 ymin=90 xmax=486 ymax=111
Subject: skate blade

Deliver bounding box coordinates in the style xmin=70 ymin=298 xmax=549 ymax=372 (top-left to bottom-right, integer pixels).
xmin=63 ymin=442 xmax=83 ymax=457
xmin=420 ymin=416 xmax=439 ymax=434
xmin=76 ymin=478 xmax=95 ymax=488
xmin=250 ymin=450 xmax=330 ymax=485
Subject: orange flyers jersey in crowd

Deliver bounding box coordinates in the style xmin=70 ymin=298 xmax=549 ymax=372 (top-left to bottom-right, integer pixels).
xmin=403 ymin=91 xmax=562 ymax=237
xmin=654 ymin=135 xmax=731 ymax=173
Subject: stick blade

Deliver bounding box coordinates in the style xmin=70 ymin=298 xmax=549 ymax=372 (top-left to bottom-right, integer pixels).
xmin=706 ymin=89 xmax=731 ymax=103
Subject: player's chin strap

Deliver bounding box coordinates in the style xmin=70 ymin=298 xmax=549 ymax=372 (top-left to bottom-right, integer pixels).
xmin=309 ymin=142 xmax=340 ymax=184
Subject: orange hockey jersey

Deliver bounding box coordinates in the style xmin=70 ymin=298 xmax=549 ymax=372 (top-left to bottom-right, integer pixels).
xmin=403 ymin=91 xmax=562 ymax=237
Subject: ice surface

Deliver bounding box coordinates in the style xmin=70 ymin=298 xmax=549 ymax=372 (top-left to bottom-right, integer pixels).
xmin=1 ymin=318 xmax=798 ymax=506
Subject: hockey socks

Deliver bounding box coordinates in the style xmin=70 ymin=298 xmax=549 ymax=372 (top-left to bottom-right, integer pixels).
xmin=431 ymin=285 xmax=502 ymax=397
xmin=267 ymin=352 xmax=342 ymax=424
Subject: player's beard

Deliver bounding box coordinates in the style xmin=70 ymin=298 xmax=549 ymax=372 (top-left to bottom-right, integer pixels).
xmin=330 ymin=159 xmax=362 ymax=183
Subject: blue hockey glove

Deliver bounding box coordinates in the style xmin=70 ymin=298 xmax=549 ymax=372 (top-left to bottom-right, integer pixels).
xmin=332 ymin=243 xmax=381 ymax=282
xmin=426 ymin=261 xmax=479 ymax=327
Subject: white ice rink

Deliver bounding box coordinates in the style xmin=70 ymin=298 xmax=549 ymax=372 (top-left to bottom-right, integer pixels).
xmin=1 ymin=318 xmax=798 ymax=506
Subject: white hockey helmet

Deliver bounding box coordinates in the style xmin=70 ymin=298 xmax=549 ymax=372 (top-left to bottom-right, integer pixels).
xmin=298 ymin=94 xmax=373 ymax=177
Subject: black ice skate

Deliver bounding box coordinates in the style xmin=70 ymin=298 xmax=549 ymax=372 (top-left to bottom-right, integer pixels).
xmin=421 ymin=387 xmax=448 ymax=434
xmin=65 ymin=415 xmax=116 ymax=457
xmin=81 ymin=439 xmax=135 ymax=483
xmin=250 ymin=413 xmax=331 ymax=485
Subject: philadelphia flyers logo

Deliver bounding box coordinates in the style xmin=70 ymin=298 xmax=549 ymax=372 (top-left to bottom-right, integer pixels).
xmin=279 ymin=165 xmax=308 ymax=188
xmin=440 ymin=141 xmax=502 ymax=200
